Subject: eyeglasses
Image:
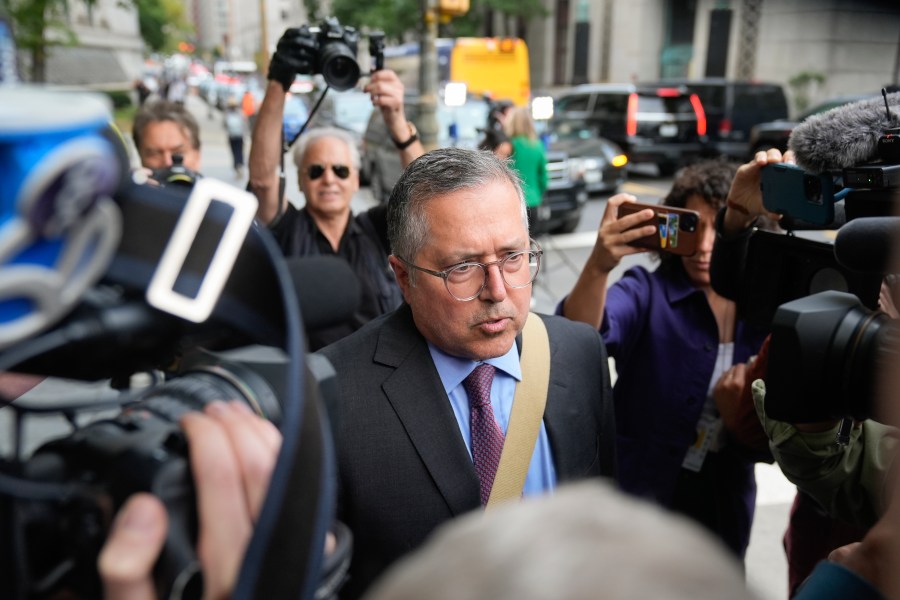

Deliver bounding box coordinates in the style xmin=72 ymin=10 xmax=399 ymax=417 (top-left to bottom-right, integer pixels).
xmin=306 ymin=164 xmax=351 ymax=180
xmin=397 ymin=243 xmax=542 ymax=302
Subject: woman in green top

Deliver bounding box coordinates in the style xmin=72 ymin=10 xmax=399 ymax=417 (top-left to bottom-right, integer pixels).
xmin=506 ymin=106 xmax=548 ymax=229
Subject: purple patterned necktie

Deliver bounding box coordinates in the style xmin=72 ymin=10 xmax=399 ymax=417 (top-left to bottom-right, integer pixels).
xmin=464 ymin=363 xmax=505 ymax=506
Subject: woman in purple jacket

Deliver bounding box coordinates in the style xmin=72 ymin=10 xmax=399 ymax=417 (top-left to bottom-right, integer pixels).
xmin=560 ymin=160 xmax=768 ymax=559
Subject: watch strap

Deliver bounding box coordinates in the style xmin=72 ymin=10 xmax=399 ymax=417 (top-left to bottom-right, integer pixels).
xmin=392 ymin=121 xmax=419 ymax=150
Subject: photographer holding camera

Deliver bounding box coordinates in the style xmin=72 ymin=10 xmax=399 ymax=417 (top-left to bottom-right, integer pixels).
xmin=249 ymin=23 xmax=423 ymax=350
xmin=132 ymin=99 xmax=203 ymax=184
xmin=711 ymin=145 xmax=900 ymax=598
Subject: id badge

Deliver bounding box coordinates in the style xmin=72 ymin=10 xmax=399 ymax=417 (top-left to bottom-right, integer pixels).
xmin=681 ymin=413 xmax=723 ymax=472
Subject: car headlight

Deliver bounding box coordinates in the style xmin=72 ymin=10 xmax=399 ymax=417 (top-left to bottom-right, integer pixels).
xmin=581 ymin=158 xmax=602 ymax=182
xmin=567 ymin=157 xmax=585 ymax=180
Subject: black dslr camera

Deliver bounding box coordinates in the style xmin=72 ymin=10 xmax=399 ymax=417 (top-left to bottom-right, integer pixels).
xmin=150 ymin=153 xmax=201 ymax=188
xmin=307 ymin=17 xmax=384 ymax=91
xmin=766 ymin=290 xmax=900 ymax=423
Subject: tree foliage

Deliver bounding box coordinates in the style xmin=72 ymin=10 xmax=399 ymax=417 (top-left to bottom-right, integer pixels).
xmin=330 ymin=0 xmax=548 ymax=41
xmin=3 ymin=0 xmax=82 ymax=81
xmin=133 ymin=0 xmax=192 ymax=53
xmin=331 ymin=0 xmax=420 ymax=42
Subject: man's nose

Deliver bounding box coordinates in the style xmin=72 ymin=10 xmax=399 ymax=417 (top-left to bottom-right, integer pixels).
xmin=479 ymin=264 xmax=508 ymax=302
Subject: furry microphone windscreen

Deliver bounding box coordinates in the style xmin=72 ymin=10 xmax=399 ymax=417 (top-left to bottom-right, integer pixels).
xmin=789 ymin=92 xmax=900 ymax=174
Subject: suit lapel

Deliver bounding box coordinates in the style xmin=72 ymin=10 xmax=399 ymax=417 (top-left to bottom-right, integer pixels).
xmin=376 ymin=306 xmax=481 ymax=516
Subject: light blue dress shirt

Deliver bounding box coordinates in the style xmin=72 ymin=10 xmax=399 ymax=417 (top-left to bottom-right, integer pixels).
xmin=427 ymin=341 xmax=557 ymax=497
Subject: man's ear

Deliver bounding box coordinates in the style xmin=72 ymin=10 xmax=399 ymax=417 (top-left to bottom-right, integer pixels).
xmin=388 ymin=255 xmax=412 ymax=297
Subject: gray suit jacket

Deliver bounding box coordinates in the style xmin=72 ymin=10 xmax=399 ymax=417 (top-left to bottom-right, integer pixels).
xmin=319 ymin=304 xmax=616 ymax=599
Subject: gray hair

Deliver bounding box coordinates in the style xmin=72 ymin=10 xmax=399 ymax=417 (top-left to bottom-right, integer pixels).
xmin=387 ymin=148 xmax=528 ymax=274
xmin=292 ymin=127 xmax=361 ymax=170
xmin=367 ymin=481 xmax=759 ymax=600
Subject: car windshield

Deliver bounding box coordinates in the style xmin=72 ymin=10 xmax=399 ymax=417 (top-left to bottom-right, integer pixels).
xmin=547 ymin=119 xmax=598 ymax=141
xmin=637 ymin=94 xmax=695 ymax=114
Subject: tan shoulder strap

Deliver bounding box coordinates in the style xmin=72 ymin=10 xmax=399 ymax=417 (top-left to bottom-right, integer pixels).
xmin=486 ymin=312 xmax=550 ymax=510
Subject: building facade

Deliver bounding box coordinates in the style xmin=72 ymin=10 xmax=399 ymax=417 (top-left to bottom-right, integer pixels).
xmin=525 ymin=0 xmax=900 ymax=114
xmin=42 ymin=0 xmax=143 ymax=86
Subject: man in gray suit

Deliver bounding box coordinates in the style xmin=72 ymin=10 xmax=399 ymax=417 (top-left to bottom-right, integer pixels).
xmin=319 ymin=147 xmax=616 ymax=599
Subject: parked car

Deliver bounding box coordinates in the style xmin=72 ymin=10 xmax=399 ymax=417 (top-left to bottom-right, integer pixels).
xmin=552 ymin=83 xmax=705 ymax=175
xmin=363 ymin=94 xmax=588 ymax=234
xmin=652 ymin=78 xmax=788 ymax=159
xmin=748 ymin=94 xmax=876 ymax=156
xmin=363 ymin=93 xmax=488 ymax=204
xmin=542 ymin=118 xmax=627 ymax=195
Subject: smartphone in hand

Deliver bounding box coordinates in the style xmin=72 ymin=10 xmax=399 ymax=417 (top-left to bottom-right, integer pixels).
xmin=760 ymin=163 xmax=835 ymax=225
xmin=617 ymin=202 xmax=700 ymax=257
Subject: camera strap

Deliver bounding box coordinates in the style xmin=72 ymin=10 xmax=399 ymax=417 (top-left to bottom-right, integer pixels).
xmin=107 ymin=181 xmax=335 ymax=600
xmin=486 ymin=313 xmax=550 ymax=509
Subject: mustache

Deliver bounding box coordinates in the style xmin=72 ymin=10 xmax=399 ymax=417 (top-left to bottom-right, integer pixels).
xmin=469 ymin=307 xmax=517 ymax=325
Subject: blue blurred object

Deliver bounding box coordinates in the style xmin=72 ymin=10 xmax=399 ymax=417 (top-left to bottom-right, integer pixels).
xmin=283 ymin=93 xmax=311 ymax=141
xmin=0 ymin=88 xmax=122 ymax=348
xmin=0 ymin=17 xmax=18 ymax=83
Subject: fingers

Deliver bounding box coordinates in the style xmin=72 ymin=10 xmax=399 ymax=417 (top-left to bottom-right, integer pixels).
xmin=828 ymin=542 xmax=862 ymax=564
xmin=204 ymin=401 xmax=281 ymax=518
xmin=365 ymin=69 xmax=404 ymax=110
xmin=179 ymin=402 xmax=282 ymax=599
xmin=181 ymin=407 xmax=254 ymax=599
xmin=99 ymin=493 xmax=168 ymax=600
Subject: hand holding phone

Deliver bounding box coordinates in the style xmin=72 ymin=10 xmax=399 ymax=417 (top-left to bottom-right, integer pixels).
xmin=760 ymin=163 xmax=835 ymax=225
xmin=617 ymin=202 xmax=700 ymax=257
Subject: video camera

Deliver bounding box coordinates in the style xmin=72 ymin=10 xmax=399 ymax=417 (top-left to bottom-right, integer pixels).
xmin=0 ymin=88 xmax=342 ymax=599
xmin=744 ymin=89 xmax=900 ymax=423
xmin=305 ymin=17 xmax=384 ymax=91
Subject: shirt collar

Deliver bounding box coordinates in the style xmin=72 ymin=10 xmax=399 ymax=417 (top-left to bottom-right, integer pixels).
xmin=428 ymin=340 xmax=522 ymax=395
xmin=662 ymin=262 xmax=704 ymax=304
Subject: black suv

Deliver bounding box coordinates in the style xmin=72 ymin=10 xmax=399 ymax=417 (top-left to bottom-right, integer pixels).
xmin=748 ymin=94 xmax=876 ymax=156
xmin=552 ymin=83 xmax=705 ymax=175
xmin=653 ymin=79 xmax=788 ymax=159
xmin=363 ymin=94 xmax=588 ymax=234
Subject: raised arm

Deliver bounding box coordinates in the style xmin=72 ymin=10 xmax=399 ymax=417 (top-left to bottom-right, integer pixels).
xmin=250 ymin=27 xmax=317 ymax=225
xmin=249 ymin=81 xmax=289 ymax=225
xmin=562 ymin=194 xmax=655 ymax=329
xmin=721 ymin=148 xmax=791 ymax=236
xmin=364 ymin=69 xmax=424 ymax=168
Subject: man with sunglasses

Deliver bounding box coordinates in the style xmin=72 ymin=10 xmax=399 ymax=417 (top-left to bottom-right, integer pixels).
xmin=317 ymin=147 xmax=617 ymax=599
xmin=249 ymin=33 xmax=423 ymax=350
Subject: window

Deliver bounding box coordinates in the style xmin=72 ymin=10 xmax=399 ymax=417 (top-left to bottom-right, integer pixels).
xmin=556 ymin=94 xmax=591 ymax=112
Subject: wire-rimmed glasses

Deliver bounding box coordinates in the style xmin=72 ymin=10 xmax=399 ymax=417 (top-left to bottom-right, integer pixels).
xmin=396 ymin=242 xmax=542 ymax=301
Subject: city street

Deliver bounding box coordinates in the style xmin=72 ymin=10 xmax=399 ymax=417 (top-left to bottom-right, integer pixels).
xmin=189 ymin=94 xmax=795 ymax=600
xmin=0 ymin=93 xmax=794 ymax=600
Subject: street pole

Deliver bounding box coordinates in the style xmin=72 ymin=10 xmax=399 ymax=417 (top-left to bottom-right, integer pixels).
xmin=418 ymin=0 xmax=439 ymax=151
xmin=259 ymin=0 xmax=270 ymax=74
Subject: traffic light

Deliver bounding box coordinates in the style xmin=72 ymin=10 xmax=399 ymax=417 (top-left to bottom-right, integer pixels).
xmin=438 ymin=0 xmax=469 ymax=17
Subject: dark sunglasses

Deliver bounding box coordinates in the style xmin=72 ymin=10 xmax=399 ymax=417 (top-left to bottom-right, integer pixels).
xmin=306 ymin=164 xmax=351 ymax=180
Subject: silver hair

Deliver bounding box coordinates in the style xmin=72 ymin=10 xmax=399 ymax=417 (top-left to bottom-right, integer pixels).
xmin=292 ymin=126 xmax=361 ymax=170
xmin=387 ymin=148 xmax=528 ymax=283
xmin=367 ymin=481 xmax=758 ymax=600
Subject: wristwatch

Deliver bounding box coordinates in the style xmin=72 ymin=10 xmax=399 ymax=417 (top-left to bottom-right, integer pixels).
xmin=392 ymin=121 xmax=419 ymax=150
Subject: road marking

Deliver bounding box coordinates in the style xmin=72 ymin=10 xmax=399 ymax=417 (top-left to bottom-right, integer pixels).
xmin=538 ymin=231 xmax=598 ymax=250
xmin=621 ymin=181 xmax=668 ymax=197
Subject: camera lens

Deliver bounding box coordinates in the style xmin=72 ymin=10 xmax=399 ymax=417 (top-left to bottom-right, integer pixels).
xmin=319 ymin=44 xmax=361 ymax=91
xmin=680 ymin=213 xmax=698 ymax=232
xmin=766 ymin=291 xmax=898 ymax=422
xmin=804 ymin=175 xmax=823 ymax=204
